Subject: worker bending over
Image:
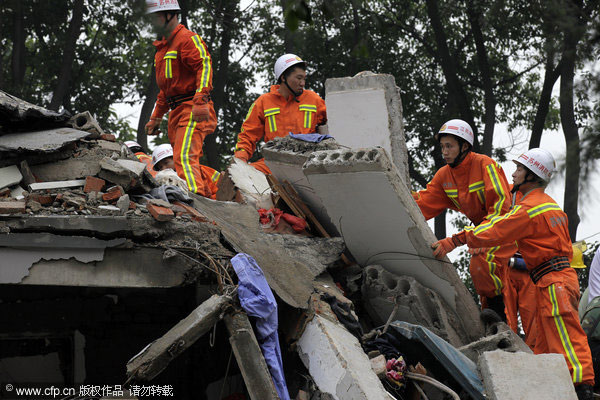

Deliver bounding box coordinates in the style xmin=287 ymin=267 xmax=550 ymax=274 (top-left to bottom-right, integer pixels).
xmin=144 ymin=0 xmax=217 ymax=198
xmin=412 ymin=119 xmax=515 ymax=319
xmin=152 ymin=143 xmax=219 ymax=198
xmin=234 ymin=54 xmax=327 ymax=174
xmin=432 ymin=148 xmax=594 ymax=399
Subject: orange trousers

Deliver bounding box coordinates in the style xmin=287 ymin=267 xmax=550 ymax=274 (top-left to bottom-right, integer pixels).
xmin=470 ymin=244 xmax=514 ymax=303
xmin=534 ymin=268 xmax=594 ymax=386
xmin=504 ymin=266 xmax=537 ymax=350
xmin=167 ymin=101 xmax=217 ymax=198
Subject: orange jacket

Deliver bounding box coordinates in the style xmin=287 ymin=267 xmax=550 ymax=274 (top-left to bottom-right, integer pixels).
xmin=234 ymin=85 xmax=326 ymax=161
xmin=134 ymin=152 xmax=158 ymax=177
xmin=151 ymin=24 xmax=213 ymax=120
xmin=463 ymin=188 xmax=573 ymax=270
xmin=414 ymin=152 xmax=512 ymax=225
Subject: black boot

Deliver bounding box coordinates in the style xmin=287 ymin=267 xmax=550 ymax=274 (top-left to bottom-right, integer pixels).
xmin=486 ymin=295 xmax=507 ymax=322
xmin=575 ymin=384 xmax=594 ymax=400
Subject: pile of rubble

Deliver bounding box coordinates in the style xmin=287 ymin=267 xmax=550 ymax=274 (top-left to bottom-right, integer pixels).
xmin=0 ymin=74 xmax=580 ymax=400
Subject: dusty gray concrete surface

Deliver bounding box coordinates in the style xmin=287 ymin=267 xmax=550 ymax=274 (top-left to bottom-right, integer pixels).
xmin=479 ymin=350 xmax=577 ymax=400
xmin=192 ymin=196 xmax=345 ymax=309
xmin=459 ymin=324 xmax=532 ymax=364
xmin=325 ymin=72 xmax=409 ymax=184
xmin=262 ymin=135 xmax=341 ymax=236
xmin=0 ymin=127 xmax=93 ymax=153
xmin=297 ymin=315 xmax=390 ymax=400
xmin=0 ymin=89 xmax=70 ymax=132
xmin=303 ymin=147 xmax=483 ymax=342
xmin=362 ymin=264 xmax=469 ymax=347
xmin=0 ymin=165 xmax=22 ymax=189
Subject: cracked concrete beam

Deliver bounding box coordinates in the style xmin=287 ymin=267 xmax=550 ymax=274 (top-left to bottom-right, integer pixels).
xmin=0 ymin=165 xmax=23 ymax=190
xmin=192 ymin=196 xmax=345 ymax=309
xmin=303 ymin=147 xmax=483 ymax=342
xmin=127 ymin=293 xmax=233 ymax=382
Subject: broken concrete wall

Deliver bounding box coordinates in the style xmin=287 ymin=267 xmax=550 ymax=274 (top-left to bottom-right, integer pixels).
xmin=325 ymin=72 xmax=410 ymax=184
xmin=362 ymin=264 xmax=468 ymax=347
xmin=303 ymin=147 xmax=483 ymax=343
xmin=262 ymin=135 xmax=341 ymax=236
xmin=297 ymin=315 xmax=390 ymax=400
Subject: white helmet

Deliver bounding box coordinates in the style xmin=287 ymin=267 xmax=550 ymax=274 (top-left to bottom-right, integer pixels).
xmin=435 ymin=119 xmax=474 ymax=146
xmin=274 ymin=54 xmax=305 ymax=81
xmin=124 ymin=141 xmax=142 ymax=151
xmin=513 ymin=148 xmax=555 ymax=181
xmin=152 ymin=143 xmax=174 ymax=170
xmin=146 ymin=0 xmax=181 ymax=14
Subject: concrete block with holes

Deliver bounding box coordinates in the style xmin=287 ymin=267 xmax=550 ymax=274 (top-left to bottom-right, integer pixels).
xmin=303 ymin=147 xmax=484 ymax=345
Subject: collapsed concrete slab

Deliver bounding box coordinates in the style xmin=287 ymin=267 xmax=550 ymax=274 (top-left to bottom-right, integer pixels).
xmin=297 ymin=314 xmax=390 ymax=400
xmin=324 ymin=72 xmax=409 ymax=184
xmin=459 ymin=324 xmax=532 ymax=364
xmin=0 ymin=127 xmax=93 ymax=154
xmin=478 ymin=350 xmax=577 ymax=400
xmin=192 ymin=196 xmax=345 ymax=309
xmin=303 ymin=147 xmax=483 ymax=343
xmin=362 ymin=264 xmax=468 ymax=347
xmin=0 ymin=89 xmax=70 ymax=132
xmin=262 ymin=135 xmax=341 ymax=236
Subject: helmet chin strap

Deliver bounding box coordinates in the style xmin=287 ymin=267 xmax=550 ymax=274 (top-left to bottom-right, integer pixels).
xmin=283 ymin=79 xmax=301 ymax=103
xmin=449 ymin=148 xmax=468 ymax=168
xmin=511 ymin=170 xmax=537 ymax=193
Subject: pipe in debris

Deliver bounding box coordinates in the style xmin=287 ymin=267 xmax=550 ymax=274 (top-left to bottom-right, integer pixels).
xmin=405 ymin=372 xmax=460 ymax=400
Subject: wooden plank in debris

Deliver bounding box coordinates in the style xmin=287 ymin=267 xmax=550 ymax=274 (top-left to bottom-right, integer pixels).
xmin=266 ymin=174 xmax=306 ymax=219
xmin=28 ymin=179 xmax=86 ymax=191
xmin=126 ymin=294 xmax=232 ymax=382
xmin=224 ymin=310 xmax=280 ymax=400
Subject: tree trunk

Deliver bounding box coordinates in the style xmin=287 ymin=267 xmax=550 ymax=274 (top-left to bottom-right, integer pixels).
xmin=11 ymin=0 xmax=26 ymax=91
xmin=280 ymin=0 xmax=296 ymax=53
xmin=529 ymin=49 xmax=561 ymax=149
xmin=137 ymin=64 xmax=159 ymax=152
xmin=49 ymin=0 xmax=84 ymax=111
xmin=204 ymin=0 xmax=236 ymax=169
xmin=348 ymin=0 xmax=361 ymax=75
xmin=467 ymin=0 xmax=495 ymax=156
xmin=425 ymin=0 xmax=479 ymax=150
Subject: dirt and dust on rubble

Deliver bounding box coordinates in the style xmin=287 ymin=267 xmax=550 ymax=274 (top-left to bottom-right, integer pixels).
xmin=0 ymin=74 xmax=578 ymax=400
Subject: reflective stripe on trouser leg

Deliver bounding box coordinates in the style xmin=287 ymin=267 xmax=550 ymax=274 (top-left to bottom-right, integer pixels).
xmin=548 ymin=283 xmax=584 ymax=383
xmin=181 ymin=113 xmax=199 ymax=193
xmin=470 ymin=249 xmax=504 ymax=299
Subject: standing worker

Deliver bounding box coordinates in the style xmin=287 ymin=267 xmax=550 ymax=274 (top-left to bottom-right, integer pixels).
xmin=431 ymin=148 xmax=594 ymax=399
xmin=233 ymin=54 xmax=327 ymax=175
xmin=144 ymin=0 xmax=217 ymax=198
xmin=412 ymin=119 xmax=515 ymax=319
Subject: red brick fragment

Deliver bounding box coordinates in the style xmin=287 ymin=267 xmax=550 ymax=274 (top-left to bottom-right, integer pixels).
xmin=172 ymin=201 xmax=208 ymax=222
xmin=100 ymin=134 xmax=116 ymax=142
xmin=28 ymin=193 xmax=54 ymax=205
xmin=147 ymin=203 xmax=174 ymax=222
xmin=102 ymin=186 xmax=124 ymax=203
xmin=129 ymin=201 xmax=137 ymax=210
xmin=84 ymin=176 xmax=106 ymax=193
xmin=0 ymin=201 xmax=26 ymax=214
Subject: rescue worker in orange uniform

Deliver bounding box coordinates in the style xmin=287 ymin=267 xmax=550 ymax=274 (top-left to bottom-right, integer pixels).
xmin=125 ymin=140 xmax=158 ymax=178
xmin=412 ymin=119 xmax=515 ymax=319
xmin=432 ymin=148 xmax=594 ymax=398
xmin=233 ymin=54 xmax=327 ymax=175
xmin=144 ymin=0 xmax=217 ymax=198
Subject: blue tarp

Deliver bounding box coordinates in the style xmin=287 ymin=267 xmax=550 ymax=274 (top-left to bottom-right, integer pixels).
xmin=288 ymin=132 xmax=333 ymax=143
xmin=231 ymin=253 xmax=290 ymax=400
